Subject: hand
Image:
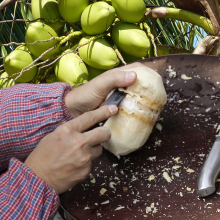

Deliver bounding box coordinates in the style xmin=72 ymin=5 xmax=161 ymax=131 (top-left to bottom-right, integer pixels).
xmin=65 ymin=62 xmax=145 ymax=118
xmin=24 ymin=105 xmax=118 ymax=195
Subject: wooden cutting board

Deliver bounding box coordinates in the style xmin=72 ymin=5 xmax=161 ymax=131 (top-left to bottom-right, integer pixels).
xmin=60 ymin=54 xmax=220 ymax=220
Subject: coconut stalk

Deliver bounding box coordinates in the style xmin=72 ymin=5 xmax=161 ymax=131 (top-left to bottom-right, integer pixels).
xmin=0 ymin=0 xmax=16 ymax=10
xmin=145 ymin=7 xmax=215 ymax=35
xmin=172 ymin=0 xmax=220 ymax=35
xmin=193 ymin=35 xmax=220 ymax=55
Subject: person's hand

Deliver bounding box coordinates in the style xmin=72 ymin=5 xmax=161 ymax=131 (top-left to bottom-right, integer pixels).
xmin=24 ymin=105 xmax=118 ymax=195
xmin=65 ymin=62 xmax=144 ymax=118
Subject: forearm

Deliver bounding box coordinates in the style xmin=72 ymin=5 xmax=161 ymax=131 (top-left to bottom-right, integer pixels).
xmin=0 ymin=158 xmax=59 ymax=220
xmin=0 ymin=83 xmax=72 ymax=171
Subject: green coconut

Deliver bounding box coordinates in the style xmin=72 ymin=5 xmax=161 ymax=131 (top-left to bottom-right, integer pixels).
xmin=55 ymin=52 xmax=88 ymax=85
xmin=31 ymin=0 xmax=64 ymax=33
xmin=111 ymin=0 xmax=146 ymax=23
xmin=121 ymin=52 xmax=142 ymax=64
xmin=86 ymin=65 xmax=104 ymax=80
xmin=58 ymin=0 xmax=89 ymax=23
xmin=78 ymin=36 xmax=120 ymax=70
xmin=3 ymin=50 xmax=37 ymax=83
xmin=0 ymin=72 xmax=15 ymax=88
xmin=15 ymin=45 xmax=29 ymax=52
xmin=81 ymin=2 xmax=116 ymax=35
xmin=25 ymin=22 xmax=60 ymax=61
xmin=112 ymin=22 xmax=151 ymax=58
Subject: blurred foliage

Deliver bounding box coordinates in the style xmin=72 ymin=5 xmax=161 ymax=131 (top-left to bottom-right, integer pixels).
xmin=0 ymin=0 xmax=32 ymax=64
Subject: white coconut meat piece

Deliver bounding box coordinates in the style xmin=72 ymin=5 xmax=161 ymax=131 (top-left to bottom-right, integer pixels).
xmin=102 ymin=66 xmax=167 ymax=156
xmin=121 ymin=66 xmax=167 ymax=110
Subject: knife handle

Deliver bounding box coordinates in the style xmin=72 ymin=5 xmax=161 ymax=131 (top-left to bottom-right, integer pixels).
xmin=197 ymin=133 xmax=220 ymax=197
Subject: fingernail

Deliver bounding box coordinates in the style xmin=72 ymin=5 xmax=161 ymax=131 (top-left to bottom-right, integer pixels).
xmin=108 ymin=105 xmax=118 ymax=114
xmin=125 ymin=71 xmax=136 ymax=82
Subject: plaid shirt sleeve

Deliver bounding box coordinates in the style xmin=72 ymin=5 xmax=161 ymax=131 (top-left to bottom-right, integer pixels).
xmin=0 ymin=83 xmax=73 ymax=219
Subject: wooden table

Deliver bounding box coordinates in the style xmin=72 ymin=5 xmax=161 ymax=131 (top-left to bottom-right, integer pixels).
xmin=60 ymin=54 xmax=220 ymax=220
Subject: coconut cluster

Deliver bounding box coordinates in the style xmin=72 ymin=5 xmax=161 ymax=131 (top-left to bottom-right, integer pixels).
xmin=1 ymin=0 xmax=152 ymax=86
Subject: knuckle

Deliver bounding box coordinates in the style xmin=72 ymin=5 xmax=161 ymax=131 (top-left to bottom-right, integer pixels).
xmin=76 ymin=136 xmax=88 ymax=148
xmin=98 ymin=107 xmax=109 ymax=120
xmin=74 ymin=119 xmax=84 ymax=131
xmin=80 ymin=154 xmax=91 ymax=165
xmin=61 ymin=122 xmax=75 ymax=134
xmin=101 ymin=126 xmax=111 ymax=139
xmin=86 ymin=111 xmax=97 ymax=124
xmin=90 ymin=113 xmax=97 ymax=124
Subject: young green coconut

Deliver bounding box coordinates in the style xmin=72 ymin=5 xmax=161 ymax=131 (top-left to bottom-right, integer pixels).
xmin=86 ymin=65 xmax=104 ymax=80
xmin=78 ymin=36 xmax=120 ymax=70
xmin=55 ymin=52 xmax=88 ymax=85
xmin=81 ymin=2 xmax=116 ymax=35
xmin=58 ymin=0 xmax=89 ymax=23
xmin=0 ymin=72 xmax=15 ymax=88
xmin=31 ymin=0 xmax=64 ymax=33
xmin=3 ymin=50 xmax=37 ymax=83
xmin=112 ymin=22 xmax=151 ymax=58
xmin=15 ymin=45 xmax=29 ymax=52
xmin=111 ymin=0 xmax=146 ymax=23
xmin=25 ymin=22 xmax=60 ymax=61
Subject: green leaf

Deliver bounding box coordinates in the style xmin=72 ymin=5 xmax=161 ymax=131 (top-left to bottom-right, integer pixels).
xmin=1 ymin=46 xmax=7 ymax=58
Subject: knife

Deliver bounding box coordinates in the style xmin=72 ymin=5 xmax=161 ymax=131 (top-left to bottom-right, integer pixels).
xmin=102 ymin=89 xmax=127 ymax=107
xmin=197 ymin=131 xmax=220 ymax=197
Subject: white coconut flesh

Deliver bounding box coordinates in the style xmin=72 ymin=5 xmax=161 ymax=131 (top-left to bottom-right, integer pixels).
xmin=102 ymin=66 xmax=167 ymax=156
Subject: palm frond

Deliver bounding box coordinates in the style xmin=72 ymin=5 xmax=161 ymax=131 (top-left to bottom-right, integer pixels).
xmin=144 ymin=0 xmax=206 ymax=50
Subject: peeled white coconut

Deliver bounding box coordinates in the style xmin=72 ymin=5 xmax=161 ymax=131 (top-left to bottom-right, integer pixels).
xmin=102 ymin=66 xmax=167 ymax=156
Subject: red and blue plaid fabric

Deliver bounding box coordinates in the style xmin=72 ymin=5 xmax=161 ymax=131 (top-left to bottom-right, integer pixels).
xmin=0 ymin=83 xmax=72 ymax=219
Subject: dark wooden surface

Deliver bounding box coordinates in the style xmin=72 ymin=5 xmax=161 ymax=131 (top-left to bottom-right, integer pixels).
xmin=60 ymin=54 xmax=220 ymax=220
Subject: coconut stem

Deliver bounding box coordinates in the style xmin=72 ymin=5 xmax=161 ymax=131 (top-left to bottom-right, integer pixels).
xmin=42 ymin=18 xmax=66 ymax=24
xmin=32 ymin=65 xmax=54 ymax=84
xmin=113 ymin=45 xmax=127 ymax=65
xmin=26 ymin=37 xmax=56 ymax=45
xmin=58 ymin=30 xmax=84 ymax=46
xmin=145 ymin=7 xmax=215 ymax=35
xmin=143 ymin=22 xmax=158 ymax=57
xmin=70 ymin=43 xmax=79 ymax=51
xmin=78 ymin=33 xmax=106 ymax=48
xmin=0 ymin=42 xmax=25 ymax=47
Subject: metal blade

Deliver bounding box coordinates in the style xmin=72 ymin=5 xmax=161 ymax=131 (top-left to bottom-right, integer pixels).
xmin=197 ymin=132 xmax=220 ymax=197
xmin=102 ymin=89 xmax=127 ymax=107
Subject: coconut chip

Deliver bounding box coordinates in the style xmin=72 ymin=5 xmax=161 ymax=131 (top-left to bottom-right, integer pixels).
xmin=181 ymin=74 xmax=192 ymax=80
xmin=115 ymin=206 xmax=125 ymax=211
xmin=186 ymin=168 xmax=195 ymax=173
xmin=163 ymin=172 xmax=172 ymax=182
xmin=148 ymin=175 xmax=155 ymax=181
xmin=100 ymin=188 xmax=107 ymax=195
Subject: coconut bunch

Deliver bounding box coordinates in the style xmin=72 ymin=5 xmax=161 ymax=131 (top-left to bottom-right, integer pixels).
xmin=1 ymin=0 xmax=154 ymax=87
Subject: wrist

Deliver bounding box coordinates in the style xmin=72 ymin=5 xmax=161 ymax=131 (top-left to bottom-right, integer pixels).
xmin=65 ymin=89 xmax=82 ymax=118
xmin=24 ymin=158 xmax=60 ymax=194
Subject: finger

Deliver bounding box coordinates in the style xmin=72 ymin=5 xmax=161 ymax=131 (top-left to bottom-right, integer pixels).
xmin=84 ymin=126 xmax=111 ymax=146
xmin=72 ymin=105 xmax=118 ymax=132
xmin=86 ymin=62 xmax=146 ymax=99
xmin=90 ymin=69 xmax=137 ymax=96
xmin=90 ymin=145 xmax=103 ymax=160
